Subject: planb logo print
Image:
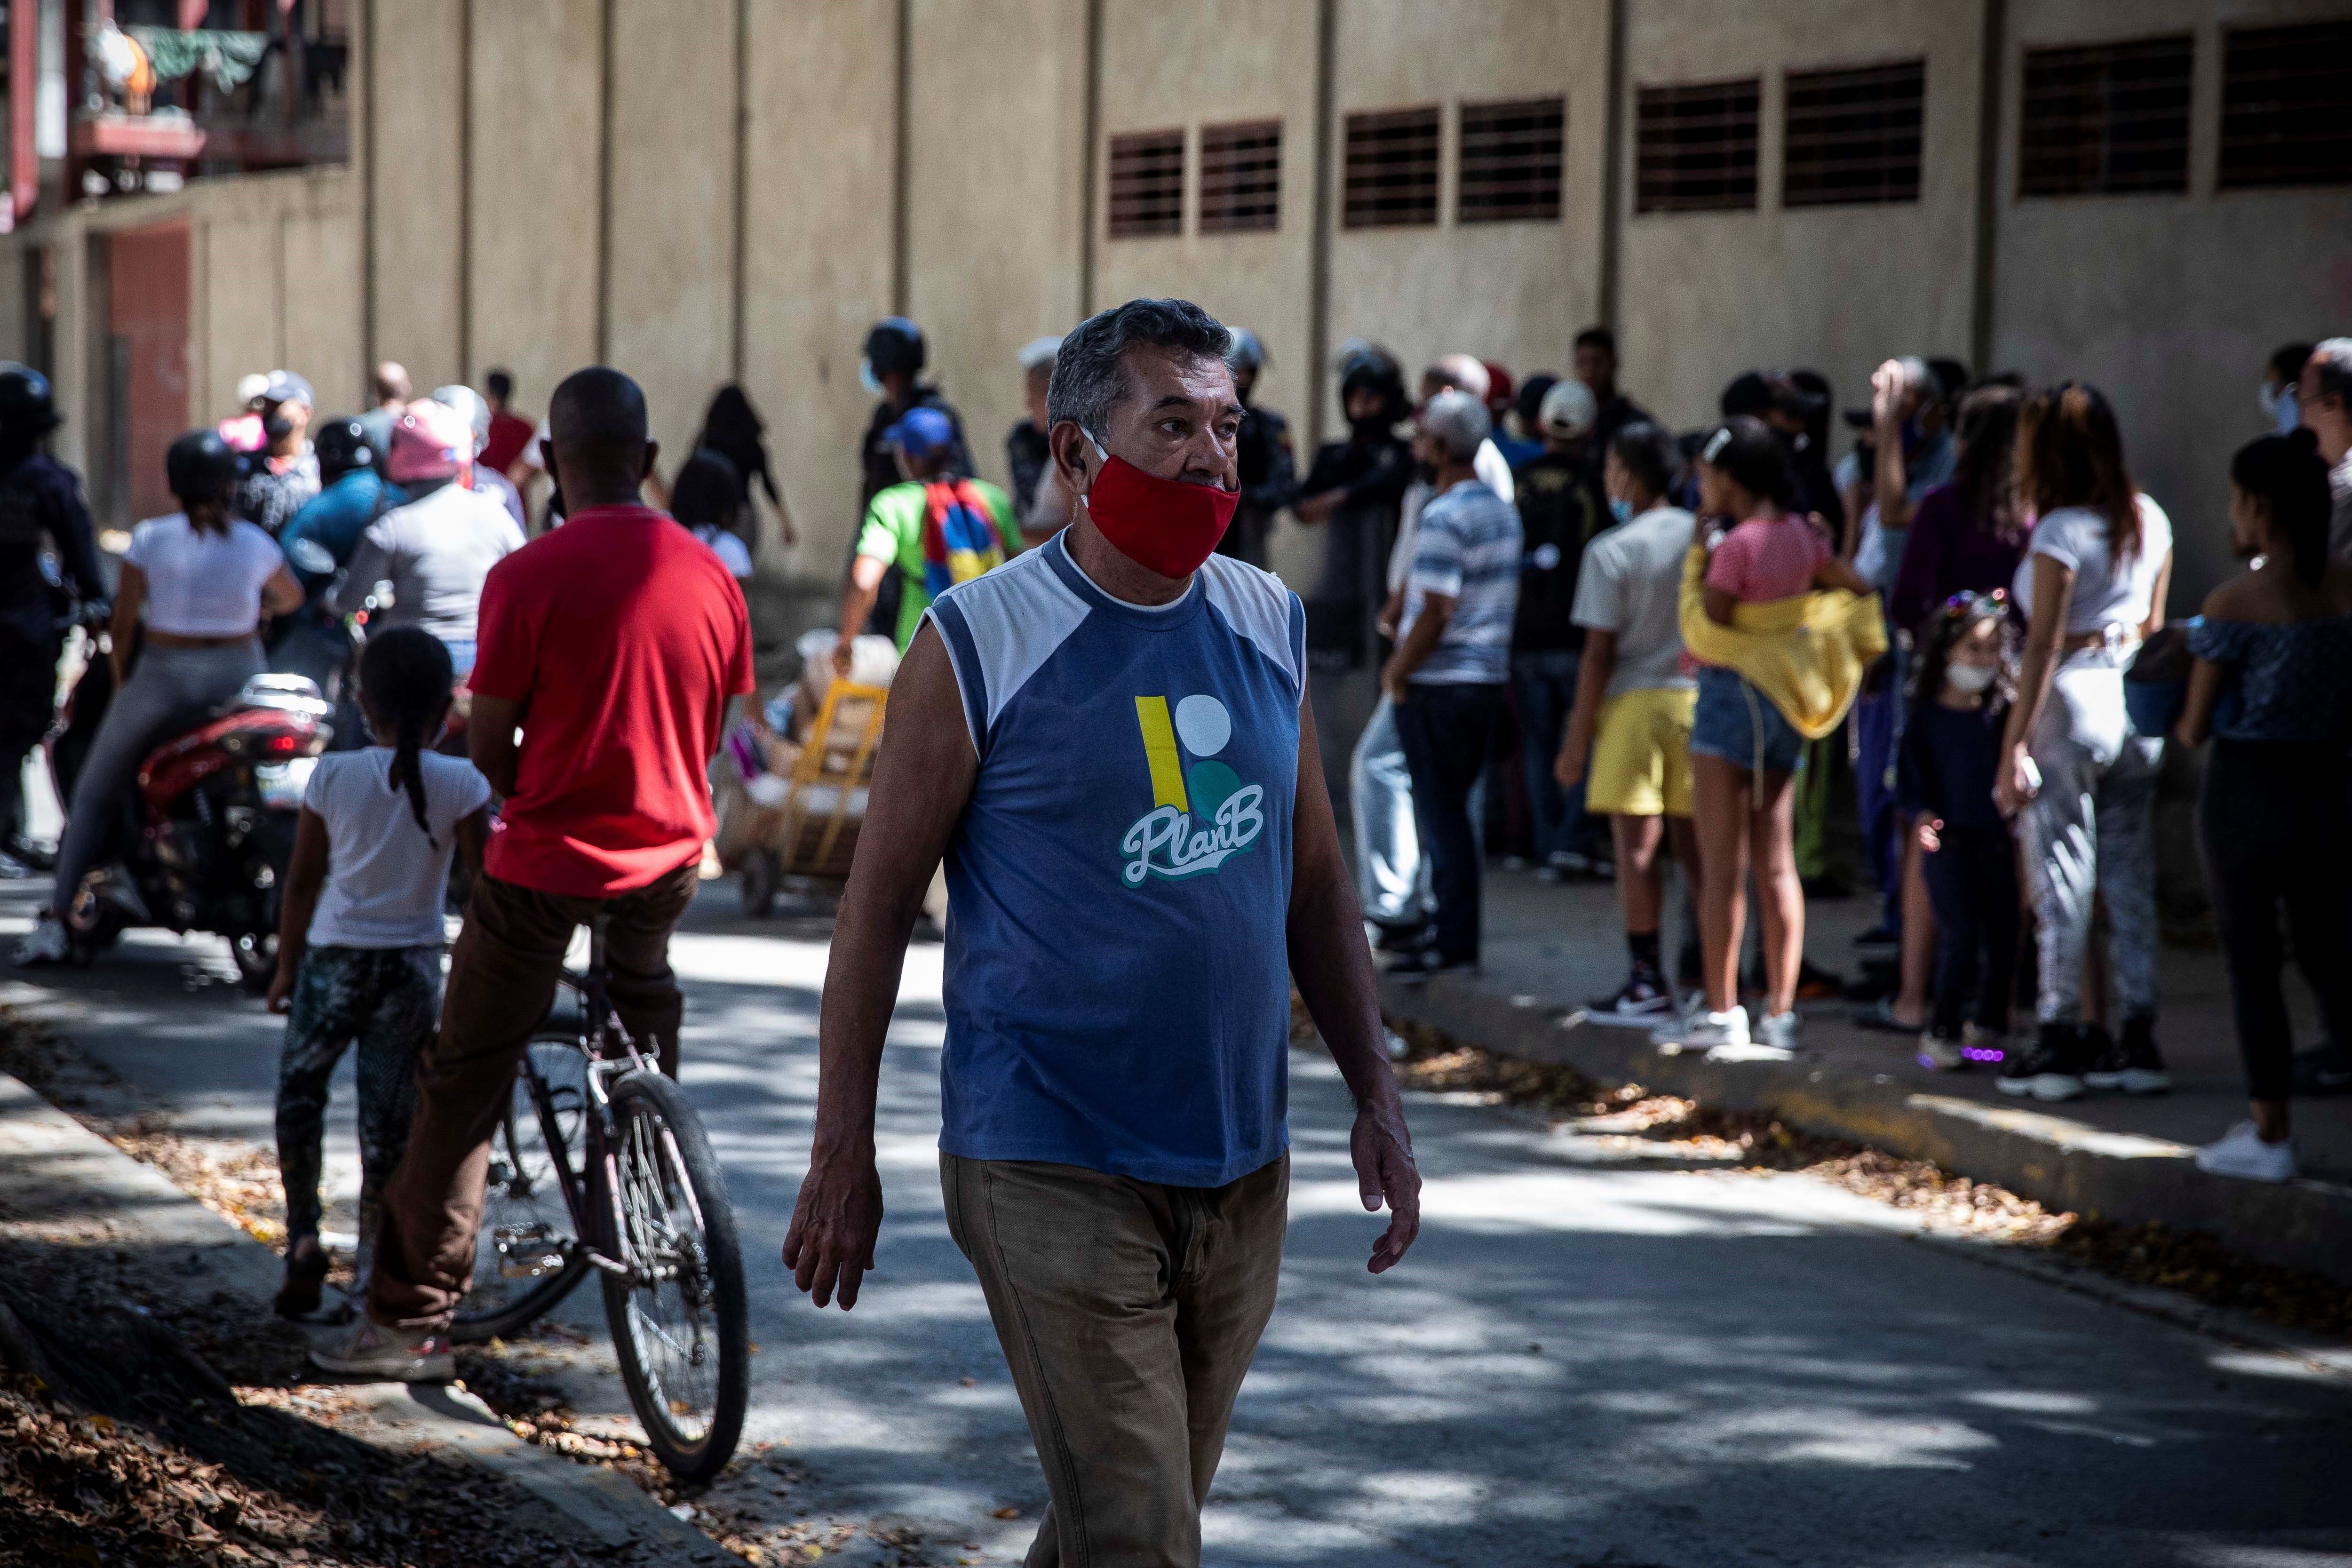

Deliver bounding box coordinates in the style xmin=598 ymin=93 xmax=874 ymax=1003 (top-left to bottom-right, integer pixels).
xmin=1121 ymin=693 xmax=1265 ymax=885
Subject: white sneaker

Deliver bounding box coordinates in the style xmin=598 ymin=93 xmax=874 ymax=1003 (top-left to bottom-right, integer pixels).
xmin=1647 ymin=992 xmax=1704 ymax=1046
xmin=1917 ymin=1033 xmax=1965 ymax=1071
xmin=11 ymin=915 xmax=71 ymax=967
xmin=310 ymin=1317 xmax=455 ymax=1381
xmin=1659 ymin=1004 xmax=1748 ymax=1053
xmin=1754 ymin=1010 xmax=1799 ymax=1053
xmin=2193 ymin=1122 xmax=2296 ymax=1184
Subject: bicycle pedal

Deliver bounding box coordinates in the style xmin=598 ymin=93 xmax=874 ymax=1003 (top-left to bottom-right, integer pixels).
xmin=493 ymin=1223 xmax=566 ymax=1279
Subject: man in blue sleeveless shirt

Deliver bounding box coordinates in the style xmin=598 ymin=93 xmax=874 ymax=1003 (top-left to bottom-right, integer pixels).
xmin=786 ymin=298 xmax=1421 ymax=1566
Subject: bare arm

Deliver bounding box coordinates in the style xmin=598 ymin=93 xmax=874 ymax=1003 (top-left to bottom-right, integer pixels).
xmin=782 ymin=622 xmax=976 ymax=1309
xmin=1814 ymin=553 xmax=1874 ymax=597
xmin=1997 ymin=553 xmax=2074 ymax=815
xmin=261 ymin=562 xmax=306 ymax=619
xmin=1869 ymin=360 xmax=1917 ymax=532
xmin=469 ymin=692 xmax=524 ymax=798
xmin=107 ymin=564 xmax=145 ymax=686
xmin=2141 ymin=546 xmax=2173 ymax=639
xmin=2176 ymin=656 xmax=2222 ymax=749
xmin=1286 ymin=685 xmax=1420 ymax=1274
xmin=1380 ymin=592 xmax=1453 ymax=700
xmin=834 ymin=554 xmax=888 ymax=672
xmin=266 ymin=807 xmax=330 ymax=1013
xmin=1555 ymin=627 xmax=1616 ymax=787
xmin=453 ymin=804 xmax=490 ymax=877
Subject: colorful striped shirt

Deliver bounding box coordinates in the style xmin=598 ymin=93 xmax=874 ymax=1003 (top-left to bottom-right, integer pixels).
xmin=1401 ymin=479 xmax=1521 ymax=685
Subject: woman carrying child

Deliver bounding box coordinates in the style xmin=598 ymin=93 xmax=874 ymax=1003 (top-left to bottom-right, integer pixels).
xmin=1896 ymin=591 xmax=2020 ymax=1071
xmin=268 ymin=628 xmax=492 ymax=1317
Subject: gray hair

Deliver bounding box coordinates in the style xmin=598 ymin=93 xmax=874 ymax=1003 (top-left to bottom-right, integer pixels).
xmin=1420 ymin=389 xmax=1490 ymax=461
xmin=2312 ymin=338 xmax=2352 ymax=407
xmin=1046 ymin=297 xmax=1232 ymax=437
xmin=430 ymin=383 xmax=491 ymax=455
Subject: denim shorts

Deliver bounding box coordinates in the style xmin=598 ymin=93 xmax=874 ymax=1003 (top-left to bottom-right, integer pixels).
xmin=1690 ymin=664 xmax=1805 ymax=775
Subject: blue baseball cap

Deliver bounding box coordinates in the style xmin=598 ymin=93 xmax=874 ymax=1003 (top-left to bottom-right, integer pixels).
xmin=884 ymin=404 xmax=955 ymax=458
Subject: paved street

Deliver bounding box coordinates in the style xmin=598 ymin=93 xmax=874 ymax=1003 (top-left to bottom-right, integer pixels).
xmin=3 ymin=873 xmax=2349 ymax=1567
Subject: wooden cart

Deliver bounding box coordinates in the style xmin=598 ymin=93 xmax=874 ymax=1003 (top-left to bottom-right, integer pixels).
xmin=718 ymin=678 xmax=889 ymax=917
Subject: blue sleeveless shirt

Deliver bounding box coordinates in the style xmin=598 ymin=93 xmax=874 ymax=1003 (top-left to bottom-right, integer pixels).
xmin=922 ymin=532 xmax=1303 ymax=1187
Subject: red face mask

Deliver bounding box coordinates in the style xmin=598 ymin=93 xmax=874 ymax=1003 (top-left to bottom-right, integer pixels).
xmin=1080 ymin=435 xmax=1239 ymax=579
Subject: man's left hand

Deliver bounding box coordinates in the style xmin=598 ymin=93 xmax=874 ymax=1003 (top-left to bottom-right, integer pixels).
xmin=1351 ymin=1105 xmax=1421 ymax=1274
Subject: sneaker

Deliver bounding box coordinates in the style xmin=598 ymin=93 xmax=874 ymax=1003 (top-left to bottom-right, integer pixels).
xmin=2289 ymin=1039 xmax=2352 ymax=1097
xmin=5 ymin=835 xmax=56 ymax=872
xmin=1851 ymin=925 xmax=1900 ymax=953
xmin=1656 ymin=1004 xmax=1748 ymax=1052
xmin=1502 ymin=855 xmax=1534 ymax=873
xmin=310 ymin=1317 xmax=454 ymax=1381
xmin=1960 ymin=1024 xmax=2010 ymax=1067
xmin=2193 ymin=1121 xmax=2296 ymax=1183
xmin=1851 ymin=996 xmax=1926 ymax=1036
xmin=1996 ymin=1025 xmax=2086 ymax=1102
xmin=2083 ymin=1017 xmax=2171 ymax=1094
xmin=11 ymin=915 xmax=72 ymax=967
xmin=275 ymin=1235 xmax=331 ymax=1320
xmin=1792 ymin=959 xmax=1845 ymax=1003
xmin=1712 ymin=1010 xmax=1798 ymax=1061
xmin=1586 ymin=968 xmax=1676 ymax=1025
xmin=1388 ymin=948 xmax=1478 ymax=984
xmin=1534 ymin=863 xmax=1567 ymax=883
xmin=1369 ymin=920 xmax=1435 ymax=955
xmin=1648 ymin=992 xmax=1704 ymax=1045
xmin=1755 ymin=1010 xmax=1799 ymax=1051
xmin=1916 ymin=1032 xmax=1965 ymax=1071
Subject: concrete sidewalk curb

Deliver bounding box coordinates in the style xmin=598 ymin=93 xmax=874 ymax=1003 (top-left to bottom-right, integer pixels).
xmin=1380 ymin=977 xmax=2352 ymax=1288
xmin=0 ymin=1069 xmax=730 ymax=1564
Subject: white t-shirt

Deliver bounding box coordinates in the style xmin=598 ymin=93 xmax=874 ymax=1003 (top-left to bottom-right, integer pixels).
xmin=2013 ymin=493 xmax=2173 ymax=636
xmin=1571 ymin=505 xmax=1698 ymax=696
xmin=125 ymin=514 xmax=284 ymax=636
xmin=691 ymin=522 xmax=754 ymax=580
xmin=303 ymin=748 xmax=493 ymax=949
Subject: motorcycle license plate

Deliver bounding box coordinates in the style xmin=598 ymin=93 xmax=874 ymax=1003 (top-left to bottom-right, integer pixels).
xmin=254 ymin=756 xmax=317 ymax=811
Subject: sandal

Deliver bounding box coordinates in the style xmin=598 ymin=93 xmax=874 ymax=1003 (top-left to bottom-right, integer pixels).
xmin=1851 ymin=997 xmax=1927 ymax=1035
xmin=275 ymin=1234 xmax=330 ymax=1319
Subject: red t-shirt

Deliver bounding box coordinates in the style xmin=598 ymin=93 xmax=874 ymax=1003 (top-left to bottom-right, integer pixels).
xmin=470 ymin=505 xmax=755 ymax=897
xmin=482 ymin=411 xmax=536 ymax=477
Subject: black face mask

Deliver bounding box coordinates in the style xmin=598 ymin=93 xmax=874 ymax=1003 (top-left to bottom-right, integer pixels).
xmin=263 ymin=412 xmax=295 ymax=442
xmin=1348 ymin=413 xmax=1392 ymax=441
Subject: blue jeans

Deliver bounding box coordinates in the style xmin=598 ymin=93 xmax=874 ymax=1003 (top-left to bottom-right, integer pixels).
xmin=1510 ymin=650 xmax=1589 ymax=862
xmin=1690 ymin=665 xmax=1804 ymax=776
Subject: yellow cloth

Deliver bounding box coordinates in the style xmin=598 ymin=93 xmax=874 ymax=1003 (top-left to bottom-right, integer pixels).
xmin=1677 ymin=542 xmax=1887 ymax=740
xmin=1587 ymin=686 xmax=1697 ymax=818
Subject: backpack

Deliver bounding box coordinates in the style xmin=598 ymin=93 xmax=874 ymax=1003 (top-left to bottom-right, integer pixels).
xmin=920 ymin=479 xmax=1005 ymax=597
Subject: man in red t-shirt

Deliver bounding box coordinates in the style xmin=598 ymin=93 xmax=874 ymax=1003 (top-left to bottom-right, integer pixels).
xmin=319 ymin=367 xmax=754 ymax=1378
xmin=480 ymin=367 xmax=535 ymax=480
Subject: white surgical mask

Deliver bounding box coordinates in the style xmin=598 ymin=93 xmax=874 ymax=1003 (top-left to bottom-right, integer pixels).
xmin=1946 ymin=662 xmax=1996 ymax=695
xmin=858 ymin=358 xmax=884 ymax=398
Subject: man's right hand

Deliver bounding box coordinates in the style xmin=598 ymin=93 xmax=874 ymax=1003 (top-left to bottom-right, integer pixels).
xmin=831 ymin=636 xmax=858 ymax=677
xmin=781 ymin=1148 xmax=884 ymax=1309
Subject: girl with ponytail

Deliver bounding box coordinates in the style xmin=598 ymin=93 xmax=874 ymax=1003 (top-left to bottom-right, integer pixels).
xmin=264 ymin=626 xmax=492 ymax=1318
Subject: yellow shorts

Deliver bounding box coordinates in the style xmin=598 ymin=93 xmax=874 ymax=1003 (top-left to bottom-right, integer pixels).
xmin=1586 ymin=686 xmax=1697 ymax=818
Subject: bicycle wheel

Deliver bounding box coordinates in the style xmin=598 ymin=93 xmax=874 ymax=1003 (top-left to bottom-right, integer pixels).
xmin=596 ymin=1071 xmax=748 ymax=1481
xmin=451 ymin=1035 xmax=594 ymax=1343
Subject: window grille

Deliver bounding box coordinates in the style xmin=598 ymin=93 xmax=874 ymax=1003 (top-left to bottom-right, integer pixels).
xmin=1459 ymin=96 xmax=1564 ymax=223
xmin=1200 ymin=119 xmax=1281 ymax=233
xmin=1343 ymin=106 xmax=1440 ymax=228
xmin=2219 ymin=22 xmax=2352 ymax=190
xmin=1783 ymin=60 xmax=1923 ymax=207
xmin=2018 ymin=36 xmax=2192 ymax=197
xmin=1635 ymin=78 xmax=1760 ymax=213
xmin=1107 ymin=129 xmax=1184 ymax=239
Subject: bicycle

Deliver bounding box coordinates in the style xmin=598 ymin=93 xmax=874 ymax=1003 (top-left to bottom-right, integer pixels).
xmin=449 ymin=913 xmax=749 ymax=1481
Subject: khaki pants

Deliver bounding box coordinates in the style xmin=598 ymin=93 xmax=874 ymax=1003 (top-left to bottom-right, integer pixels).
xmin=372 ymin=860 xmax=701 ymax=1330
xmin=941 ymin=1152 xmax=1288 ymax=1568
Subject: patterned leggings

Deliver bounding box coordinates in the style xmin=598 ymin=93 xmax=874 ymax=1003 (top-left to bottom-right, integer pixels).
xmin=275 ymin=945 xmax=440 ymax=1265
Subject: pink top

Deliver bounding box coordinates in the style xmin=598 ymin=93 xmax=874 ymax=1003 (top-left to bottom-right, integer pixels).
xmin=1706 ymin=514 xmax=1831 ymax=603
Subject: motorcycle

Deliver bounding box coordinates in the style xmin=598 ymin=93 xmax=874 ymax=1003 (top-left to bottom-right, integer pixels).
xmin=45 ymin=616 xmax=334 ymax=990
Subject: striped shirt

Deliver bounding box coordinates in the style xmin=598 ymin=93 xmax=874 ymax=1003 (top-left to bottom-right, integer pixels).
xmin=1402 ymin=478 xmax=1521 ymax=685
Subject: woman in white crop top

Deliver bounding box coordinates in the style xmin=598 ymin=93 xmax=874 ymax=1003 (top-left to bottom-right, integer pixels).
xmin=17 ymin=430 xmax=303 ymax=965
xmin=1991 ymin=383 xmax=2175 ymax=1101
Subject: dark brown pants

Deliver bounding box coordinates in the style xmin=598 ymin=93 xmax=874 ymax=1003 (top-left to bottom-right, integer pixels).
xmin=942 ymin=1152 xmax=1288 ymax=1568
xmin=371 ymin=860 xmax=700 ymax=1330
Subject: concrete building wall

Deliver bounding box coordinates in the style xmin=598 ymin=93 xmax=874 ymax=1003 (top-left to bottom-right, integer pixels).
xmin=1989 ymin=0 xmax=2352 ymax=609
xmin=465 ymin=0 xmax=602 ymax=418
xmin=1326 ymin=0 xmax=1610 ymax=415
xmin=366 ymin=0 xmax=463 ymax=394
xmin=1617 ymin=0 xmax=1987 ymax=436
xmin=604 ymin=0 xmax=737 ymax=488
xmin=906 ymin=0 xmax=1088 ymax=504
xmin=738 ymin=0 xmax=900 ymax=578
xmin=1095 ymin=0 xmax=1324 ymax=582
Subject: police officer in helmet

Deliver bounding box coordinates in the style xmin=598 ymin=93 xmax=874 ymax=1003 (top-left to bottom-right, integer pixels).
xmin=0 ymin=363 xmax=103 ymax=876
xmin=1221 ymin=328 xmax=1295 ymax=569
xmin=853 ymin=317 xmax=972 ymax=636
